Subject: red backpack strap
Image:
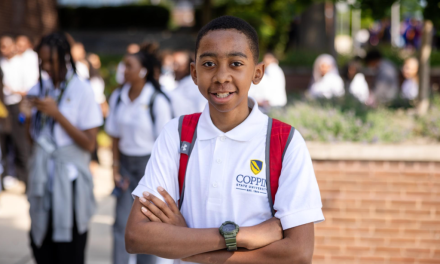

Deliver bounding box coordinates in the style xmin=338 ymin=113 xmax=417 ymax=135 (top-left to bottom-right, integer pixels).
xmin=178 ymin=113 xmax=202 ymax=209
xmin=265 ymin=118 xmax=295 ymax=216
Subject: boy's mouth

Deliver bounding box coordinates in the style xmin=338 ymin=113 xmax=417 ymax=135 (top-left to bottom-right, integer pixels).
xmin=213 ymin=92 xmax=234 ymax=98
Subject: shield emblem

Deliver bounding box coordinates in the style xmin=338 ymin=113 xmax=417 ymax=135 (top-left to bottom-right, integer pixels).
xmin=250 ymin=160 xmax=263 ymax=175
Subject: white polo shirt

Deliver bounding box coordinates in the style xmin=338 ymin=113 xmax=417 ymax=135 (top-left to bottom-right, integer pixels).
xmin=249 ymin=63 xmax=287 ymax=107
xmin=28 ymin=72 xmax=103 ymax=180
xmin=28 ymin=72 xmax=103 ymax=147
xmin=170 ymin=75 xmax=207 ymax=116
xmin=133 ymin=98 xmax=324 ymax=263
xmin=105 ymin=82 xmax=173 ymax=156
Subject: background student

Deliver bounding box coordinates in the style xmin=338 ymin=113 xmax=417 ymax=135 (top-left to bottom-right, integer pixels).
xmin=365 ymin=49 xmax=399 ymax=105
xmin=0 ymin=35 xmax=31 ymax=190
xmin=170 ymin=50 xmax=206 ymax=116
xmin=16 ymin=35 xmax=39 ymax=93
xmin=309 ymin=54 xmax=345 ymax=99
xmin=343 ymin=57 xmax=369 ymax=104
xmin=22 ymin=32 xmax=103 ymax=264
xmin=249 ymin=52 xmax=287 ymax=112
xmin=105 ymin=49 xmax=173 ymax=264
xmin=401 ymin=57 xmax=419 ymax=100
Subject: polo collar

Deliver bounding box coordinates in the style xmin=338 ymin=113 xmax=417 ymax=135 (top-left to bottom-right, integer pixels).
xmin=197 ymin=97 xmax=268 ymax=142
xmin=120 ymin=82 xmax=153 ymax=104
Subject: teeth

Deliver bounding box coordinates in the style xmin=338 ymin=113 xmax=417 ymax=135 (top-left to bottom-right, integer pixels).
xmin=216 ymin=93 xmax=230 ymax=98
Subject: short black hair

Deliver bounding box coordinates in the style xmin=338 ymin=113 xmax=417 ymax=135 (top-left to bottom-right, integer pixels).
xmin=365 ymin=49 xmax=382 ymax=64
xmin=195 ymin=16 xmax=259 ymax=63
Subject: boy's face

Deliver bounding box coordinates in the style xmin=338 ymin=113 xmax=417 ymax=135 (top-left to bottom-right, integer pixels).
xmin=191 ymin=29 xmax=264 ymax=113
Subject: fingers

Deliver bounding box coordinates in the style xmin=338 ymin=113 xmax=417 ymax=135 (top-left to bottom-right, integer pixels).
xmin=157 ymin=186 xmax=179 ymax=213
xmin=140 ymin=206 xmax=162 ymax=222
xmin=142 ymin=192 xmax=174 ymax=222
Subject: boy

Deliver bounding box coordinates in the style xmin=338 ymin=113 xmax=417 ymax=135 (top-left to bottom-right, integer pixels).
xmin=126 ymin=16 xmax=324 ymax=264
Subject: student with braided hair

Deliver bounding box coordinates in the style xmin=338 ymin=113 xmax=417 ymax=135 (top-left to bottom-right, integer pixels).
xmin=105 ymin=48 xmax=173 ymax=264
xmin=21 ymin=32 xmax=103 ymax=264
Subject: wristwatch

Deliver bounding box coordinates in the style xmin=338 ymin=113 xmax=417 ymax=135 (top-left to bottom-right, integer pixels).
xmin=219 ymin=221 xmax=240 ymax=251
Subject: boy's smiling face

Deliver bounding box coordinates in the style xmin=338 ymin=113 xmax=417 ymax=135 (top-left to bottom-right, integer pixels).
xmin=191 ymin=29 xmax=264 ymax=113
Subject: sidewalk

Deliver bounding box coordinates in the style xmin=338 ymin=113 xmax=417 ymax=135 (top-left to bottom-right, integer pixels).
xmin=0 ymin=149 xmax=115 ymax=264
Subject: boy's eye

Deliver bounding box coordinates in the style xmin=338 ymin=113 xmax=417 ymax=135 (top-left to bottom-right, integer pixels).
xmin=203 ymin=62 xmax=215 ymax=67
xmin=231 ymin=62 xmax=243 ymax=67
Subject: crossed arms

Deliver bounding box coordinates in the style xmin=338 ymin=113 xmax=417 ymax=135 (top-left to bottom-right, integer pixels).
xmin=125 ymin=187 xmax=315 ymax=264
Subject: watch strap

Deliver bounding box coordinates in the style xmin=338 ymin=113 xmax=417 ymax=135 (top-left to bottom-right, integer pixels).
xmin=224 ymin=234 xmax=238 ymax=251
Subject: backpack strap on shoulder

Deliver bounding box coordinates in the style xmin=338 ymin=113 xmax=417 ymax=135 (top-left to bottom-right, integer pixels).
xmin=149 ymin=89 xmax=175 ymax=138
xmin=265 ymin=118 xmax=295 ymax=216
xmin=178 ymin=113 xmax=202 ymax=210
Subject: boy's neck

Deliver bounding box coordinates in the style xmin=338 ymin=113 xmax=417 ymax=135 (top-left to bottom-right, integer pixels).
xmin=209 ymin=97 xmax=251 ymax=133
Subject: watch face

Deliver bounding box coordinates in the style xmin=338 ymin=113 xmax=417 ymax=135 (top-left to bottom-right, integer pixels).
xmin=223 ymin=223 xmax=236 ymax=233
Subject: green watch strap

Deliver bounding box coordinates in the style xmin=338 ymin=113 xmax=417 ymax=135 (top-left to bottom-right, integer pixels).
xmin=224 ymin=234 xmax=237 ymax=251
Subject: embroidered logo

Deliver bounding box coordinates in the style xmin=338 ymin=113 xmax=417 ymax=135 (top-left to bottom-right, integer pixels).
xmin=180 ymin=142 xmax=190 ymax=155
xmin=250 ymin=160 xmax=263 ymax=175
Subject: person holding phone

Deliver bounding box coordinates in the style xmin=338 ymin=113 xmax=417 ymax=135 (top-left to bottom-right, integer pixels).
xmin=22 ymin=32 xmax=103 ymax=264
xmin=105 ymin=48 xmax=173 ymax=264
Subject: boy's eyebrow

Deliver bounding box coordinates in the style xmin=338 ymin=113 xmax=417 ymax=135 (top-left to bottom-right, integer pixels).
xmin=199 ymin=52 xmax=217 ymax=58
xmin=228 ymin=52 xmax=247 ymax=59
xmin=198 ymin=52 xmax=248 ymax=59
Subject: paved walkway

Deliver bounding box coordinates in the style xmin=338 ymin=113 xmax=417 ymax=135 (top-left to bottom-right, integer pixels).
xmin=0 ymin=149 xmax=115 ymax=264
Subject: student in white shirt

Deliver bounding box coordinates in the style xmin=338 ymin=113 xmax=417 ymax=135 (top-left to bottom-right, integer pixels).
xmin=159 ymin=51 xmax=177 ymax=92
xmin=116 ymin=43 xmax=141 ymax=85
xmin=249 ymin=53 xmax=287 ymax=110
xmin=126 ymin=16 xmax=324 ymax=264
xmin=16 ymin=35 xmax=39 ymax=92
xmin=401 ymin=57 xmax=419 ymax=100
xmin=309 ymin=54 xmax=345 ymax=99
xmin=71 ymin=42 xmax=90 ymax=80
xmin=0 ymin=35 xmax=31 ymax=188
xmin=21 ymin=32 xmax=103 ymax=264
xmin=170 ymin=50 xmax=207 ymax=116
xmin=343 ymin=58 xmax=369 ymax=104
xmin=105 ymin=49 xmax=173 ymax=264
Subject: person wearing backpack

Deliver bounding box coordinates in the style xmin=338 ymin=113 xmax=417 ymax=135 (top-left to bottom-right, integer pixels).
xmin=126 ymin=16 xmax=324 ymax=264
xmin=105 ymin=49 xmax=173 ymax=264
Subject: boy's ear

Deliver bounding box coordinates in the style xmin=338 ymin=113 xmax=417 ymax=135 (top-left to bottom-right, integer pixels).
xmin=190 ymin=62 xmax=198 ymax=85
xmin=252 ymin=62 xmax=265 ymax=85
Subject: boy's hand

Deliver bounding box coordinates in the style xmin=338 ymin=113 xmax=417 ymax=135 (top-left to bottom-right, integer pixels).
xmin=139 ymin=187 xmax=187 ymax=228
xmin=237 ymin=217 xmax=283 ymax=250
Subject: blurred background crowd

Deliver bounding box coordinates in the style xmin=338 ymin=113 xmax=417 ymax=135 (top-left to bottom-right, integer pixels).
xmin=0 ymin=0 xmax=439 ymax=264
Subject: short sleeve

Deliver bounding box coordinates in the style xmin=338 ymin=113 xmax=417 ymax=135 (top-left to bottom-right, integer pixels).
xmin=152 ymin=93 xmax=173 ymax=138
xmin=104 ymin=89 xmax=122 ymax=137
xmin=274 ymin=130 xmax=324 ymax=230
xmin=27 ymin=81 xmax=43 ymax=97
xmin=77 ymin=80 xmax=103 ymax=130
xmin=132 ymin=118 xmax=181 ymax=203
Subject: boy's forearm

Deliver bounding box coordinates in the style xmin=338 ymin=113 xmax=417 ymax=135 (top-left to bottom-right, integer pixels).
xmin=183 ymin=223 xmax=314 ymax=264
xmin=126 ymin=199 xmax=227 ymax=259
xmin=126 ymin=221 xmax=226 ymax=259
xmin=183 ymin=238 xmax=310 ymax=264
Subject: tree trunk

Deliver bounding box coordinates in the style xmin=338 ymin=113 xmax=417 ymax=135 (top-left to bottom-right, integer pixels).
xmin=417 ymin=20 xmax=433 ymax=116
xmin=202 ymin=0 xmax=212 ymax=27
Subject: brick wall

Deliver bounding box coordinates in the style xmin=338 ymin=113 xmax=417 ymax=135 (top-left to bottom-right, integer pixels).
xmin=0 ymin=0 xmax=58 ymax=41
xmin=313 ymin=160 xmax=440 ymax=264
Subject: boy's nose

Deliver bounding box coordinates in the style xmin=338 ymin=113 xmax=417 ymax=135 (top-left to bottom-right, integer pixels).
xmin=212 ymin=65 xmax=232 ymax=84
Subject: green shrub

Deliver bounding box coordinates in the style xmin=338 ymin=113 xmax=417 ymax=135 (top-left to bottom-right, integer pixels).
xmin=415 ymin=95 xmax=440 ymax=140
xmin=270 ymin=95 xmax=440 ymax=143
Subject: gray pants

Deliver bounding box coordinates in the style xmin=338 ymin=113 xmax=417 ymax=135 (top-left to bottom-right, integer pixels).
xmin=113 ymin=153 xmax=156 ymax=264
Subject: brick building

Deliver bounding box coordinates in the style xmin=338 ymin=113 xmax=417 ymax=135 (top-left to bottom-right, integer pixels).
xmin=0 ymin=0 xmax=58 ymax=42
xmin=313 ymin=160 xmax=440 ymax=264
